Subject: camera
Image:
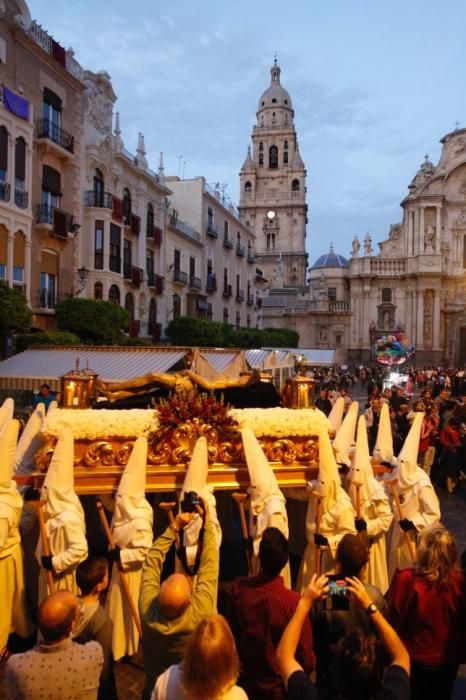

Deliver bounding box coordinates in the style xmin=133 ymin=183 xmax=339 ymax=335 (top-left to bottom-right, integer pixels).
xmin=180 ymin=491 xmax=202 ymax=513
xmin=328 ymin=576 xmax=348 ymax=597
xmin=326 ymin=575 xmax=349 ymax=610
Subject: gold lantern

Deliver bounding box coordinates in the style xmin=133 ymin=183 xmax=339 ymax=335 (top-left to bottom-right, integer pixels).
xmin=290 ymin=370 xmax=315 ymax=409
xmin=61 ymin=360 xmax=98 ymax=409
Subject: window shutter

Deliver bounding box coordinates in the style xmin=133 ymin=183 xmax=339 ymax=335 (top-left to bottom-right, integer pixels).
xmin=0 ymin=127 xmax=8 ymax=172
xmin=42 ymin=165 xmax=61 ymax=195
xmin=15 ymin=137 xmax=26 ymax=180
xmin=110 ymin=224 xmax=121 ymax=245
xmin=43 ymin=87 xmax=62 ymax=110
xmin=41 ymin=251 xmax=59 ymax=275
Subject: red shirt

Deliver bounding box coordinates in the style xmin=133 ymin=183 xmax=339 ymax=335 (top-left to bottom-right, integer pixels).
xmin=386 ymin=568 xmax=466 ymax=666
xmin=229 ymin=574 xmax=315 ymax=700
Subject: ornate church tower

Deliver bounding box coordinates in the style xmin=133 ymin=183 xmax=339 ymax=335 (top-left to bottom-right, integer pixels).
xmin=239 ymin=60 xmax=308 ymax=288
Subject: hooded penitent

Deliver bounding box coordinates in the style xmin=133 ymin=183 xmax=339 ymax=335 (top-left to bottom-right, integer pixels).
xmin=242 ymin=427 xmax=287 ymax=527
xmin=14 ymin=404 xmax=46 ymax=480
xmin=349 ymin=416 xmax=387 ymax=505
xmin=372 ymin=402 xmax=394 ymax=465
xmin=41 ymin=429 xmax=85 ymax=526
xmin=0 ymin=419 xmax=22 ymax=517
xmin=328 ymin=397 xmax=345 ymax=433
xmin=180 ymin=436 xmax=211 ymax=549
xmin=397 ymin=411 xmax=425 ymax=491
xmin=312 ymin=427 xmax=347 ymax=511
xmin=0 ymin=397 xmax=14 ymax=437
xmin=332 ymin=400 xmax=359 ymax=467
xmin=112 ymin=436 xmax=153 ymax=541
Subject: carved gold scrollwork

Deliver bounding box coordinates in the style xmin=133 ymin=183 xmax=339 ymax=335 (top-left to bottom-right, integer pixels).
xmin=147 ymin=439 xmax=171 ymax=465
xmin=36 ymin=436 xmax=56 ymax=472
xmin=301 ymin=438 xmax=318 ymax=463
xmin=268 ymin=439 xmax=297 ymax=464
xmin=83 ymin=441 xmax=116 ymax=467
xmin=218 ymin=441 xmax=243 ymax=463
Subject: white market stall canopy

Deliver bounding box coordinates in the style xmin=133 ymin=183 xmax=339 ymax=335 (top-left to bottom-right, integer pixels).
xmin=264 ymin=348 xmax=336 ymax=368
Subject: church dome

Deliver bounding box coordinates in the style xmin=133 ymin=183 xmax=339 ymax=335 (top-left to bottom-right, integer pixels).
xmin=311 ymin=245 xmax=348 ymax=270
xmin=257 ymin=60 xmax=293 ymax=113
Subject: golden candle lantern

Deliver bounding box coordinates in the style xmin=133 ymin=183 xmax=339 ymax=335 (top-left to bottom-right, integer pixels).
xmin=291 ymin=372 xmax=315 ymax=409
xmin=60 ymin=360 xmax=98 ymax=409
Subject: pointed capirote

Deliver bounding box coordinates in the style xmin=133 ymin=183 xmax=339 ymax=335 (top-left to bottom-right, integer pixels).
xmin=41 ymin=429 xmax=84 ymax=521
xmin=242 ymin=426 xmax=280 ymax=504
xmin=372 ymin=402 xmax=394 ymax=464
xmin=182 ymin=436 xmax=208 ymax=495
xmin=0 ymin=397 xmax=14 ymax=438
xmin=332 ymin=400 xmax=358 ymax=466
xmin=14 ymin=404 xmax=45 ymax=476
xmin=0 ymin=419 xmax=20 ymax=482
xmin=328 ymin=397 xmax=345 ymax=433
xmin=397 ymin=411 xmax=424 ymax=490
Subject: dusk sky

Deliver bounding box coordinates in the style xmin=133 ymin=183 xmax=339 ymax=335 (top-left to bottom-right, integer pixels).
xmin=29 ymin=0 xmax=466 ymax=264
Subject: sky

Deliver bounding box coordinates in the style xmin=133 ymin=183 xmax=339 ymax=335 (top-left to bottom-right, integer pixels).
xmin=29 ymin=0 xmax=466 ymax=264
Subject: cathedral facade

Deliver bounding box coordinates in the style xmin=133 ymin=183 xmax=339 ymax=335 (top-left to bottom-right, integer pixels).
xmin=243 ymin=63 xmax=466 ymax=367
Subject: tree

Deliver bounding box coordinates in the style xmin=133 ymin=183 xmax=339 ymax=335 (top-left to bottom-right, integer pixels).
xmin=0 ymin=282 xmax=32 ymax=357
xmin=165 ymin=317 xmax=227 ymax=347
xmin=262 ymin=327 xmax=300 ymax=348
xmin=55 ymin=298 xmax=129 ymax=345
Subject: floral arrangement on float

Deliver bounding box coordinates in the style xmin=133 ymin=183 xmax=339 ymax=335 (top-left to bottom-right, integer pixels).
xmin=375 ymin=332 xmax=415 ymax=366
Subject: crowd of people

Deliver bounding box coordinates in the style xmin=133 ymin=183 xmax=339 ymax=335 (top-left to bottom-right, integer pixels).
xmin=1 ymin=367 xmax=466 ymax=699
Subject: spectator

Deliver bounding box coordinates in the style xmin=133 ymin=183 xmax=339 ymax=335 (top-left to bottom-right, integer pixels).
xmin=439 ymin=417 xmax=462 ymax=492
xmin=310 ymin=534 xmax=387 ymax=695
xmin=396 ymin=403 xmax=411 ymax=445
xmin=151 ymin=615 xmax=246 ymax=700
xmin=32 ymin=383 xmax=56 ymax=412
xmin=386 ymin=526 xmax=465 ymax=700
xmin=74 ymin=557 xmax=117 ymax=700
xmin=229 ymin=527 xmax=314 ymax=699
xmin=5 ymin=591 xmax=103 ymax=700
xmin=316 ymin=388 xmax=332 ymax=416
xmin=139 ymin=499 xmax=219 ymax=699
xmin=364 ymin=397 xmax=381 ymax=452
xmin=277 ymin=574 xmax=410 ymax=700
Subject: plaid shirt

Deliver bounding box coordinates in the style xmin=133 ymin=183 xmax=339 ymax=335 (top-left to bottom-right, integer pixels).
xmin=229 ymin=574 xmax=315 ymax=700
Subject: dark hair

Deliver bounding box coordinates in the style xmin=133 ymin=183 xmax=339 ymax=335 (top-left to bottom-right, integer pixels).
xmin=76 ymin=556 xmax=108 ymax=595
xmin=259 ymin=527 xmax=289 ymax=577
xmin=336 ymin=534 xmax=368 ymax=576
xmin=336 ymin=629 xmax=384 ymax=700
xmin=40 ymin=383 xmax=50 ymax=390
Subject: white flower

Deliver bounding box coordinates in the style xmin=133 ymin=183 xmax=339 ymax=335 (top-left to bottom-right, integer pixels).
xmin=228 ymin=407 xmax=332 ymax=437
xmin=41 ymin=409 xmax=159 ymax=440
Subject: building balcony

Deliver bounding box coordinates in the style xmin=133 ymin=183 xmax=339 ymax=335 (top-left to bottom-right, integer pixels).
xmin=173 ymin=269 xmax=188 ymax=285
xmin=36 ymin=204 xmax=70 ymax=240
xmin=328 ymin=300 xmax=351 ymax=312
xmin=131 ymin=267 xmax=143 ymax=288
xmin=235 ymin=289 xmax=245 ymax=302
xmin=223 ymin=234 xmax=234 ymax=249
xmin=84 ymin=191 xmax=113 ymax=209
xmin=15 ymin=188 xmax=28 ymax=209
xmin=247 ymin=294 xmax=254 ymax=306
xmin=247 ymin=251 xmax=256 ymax=264
xmin=222 ymin=283 xmax=233 ymax=298
xmin=147 ymin=273 xmax=164 ymax=294
xmin=206 ymin=223 xmax=218 ymax=238
xmin=206 ymin=274 xmax=217 ymax=292
xmin=370 ymin=258 xmax=406 ymax=276
xmin=35 ymin=118 xmax=74 ymax=159
xmin=189 ymin=275 xmax=202 ymax=291
xmin=0 ymin=182 xmax=10 ymax=202
xmin=109 ymin=255 xmax=121 ymax=273
xmin=123 ymin=262 xmax=132 ymax=280
xmin=148 ymin=226 xmax=163 ymax=246
xmin=236 ymin=243 xmax=246 ymax=257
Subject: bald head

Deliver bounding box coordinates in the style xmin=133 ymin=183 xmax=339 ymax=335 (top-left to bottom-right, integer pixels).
xmin=159 ymin=573 xmax=192 ymax=619
xmin=38 ymin=591 xmax=79 ymax=642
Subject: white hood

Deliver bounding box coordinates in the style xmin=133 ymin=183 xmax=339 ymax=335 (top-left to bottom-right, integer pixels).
xmin=0 ymin=397 xmax=14 ymax=438
xmin=14 ymin=404 xmax=46 ymax=477
xmin=348 ymin=415 xmax=385 ymax=505
xmin=332 ymin=401 xmax=358 ymax=466
xmin=397 ymin=412 xmax=424 ymax=490
xmin=181 ymin=436 xmax=208 ymax=496
xmin=328 ymin=397 xmax=345 ymax=433
xmin=314 ymin=427 xmax=346 ymax=510
xmin=372 ymin=402 xmax=394 ymax=464
xmin=0 ymin=419 xmax=22 ymax=515
xmin=41 ymin=429 xmax=84 ymax=525
xmin=113 ymin=436 xmax=152 ymax=527
xmin=242 ymin=427 xmax=285 ymax=514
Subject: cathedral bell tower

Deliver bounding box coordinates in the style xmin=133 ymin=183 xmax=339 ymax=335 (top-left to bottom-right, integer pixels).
xmin=239 ymin=60 xmax=308 ymax=288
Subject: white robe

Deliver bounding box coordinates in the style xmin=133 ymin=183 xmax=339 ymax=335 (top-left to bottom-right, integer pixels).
xmin=297 ymin=494 xmax=355 ymax=592
xmin=358 ymin=490 xmax=393 ymax=594
xmin=106 ymin=517 xmax=153 ymax=660
xmin=387 ymin=472 xmax=440 ymax=581
xmin=36 ymin=511 xmax=88 ymax=604
xmin=0 ymin=488 xmax=34 ymax=649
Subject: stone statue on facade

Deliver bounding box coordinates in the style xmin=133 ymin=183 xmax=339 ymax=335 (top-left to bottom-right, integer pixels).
xmin=363 ymin=233 xmax=373 ymax=255
xmin=424 ymin=225 xmax=436 ymax=251
xmin=351 ymin=236 xmax=360 ymax=257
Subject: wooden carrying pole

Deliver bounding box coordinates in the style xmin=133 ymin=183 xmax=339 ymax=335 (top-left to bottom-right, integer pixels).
xmin=159 ymin=501 xmax=180 ymax=550
xmin=96 ymin=500 xmax=142 ymax=638
xmin=36 ymin=500 xmax=55 ymax=595
xmin=355 ymin=484 xmax=367 ymax=546
xmin=388 ymin=484 xmax=416 ymax=560
xmin=232 ymin=492 xmax=253 ymax=576
xmin=311 ymin=491 xmax=324 ymax=577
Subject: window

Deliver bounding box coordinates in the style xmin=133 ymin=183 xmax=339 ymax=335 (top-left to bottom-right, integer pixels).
xmin=43 ymin=87 xmax=61 ymax=128
xmin=146 ymin=248 xmax=154 ymax=277
xmin=123 ymin=239 xmax=132 ymax=278
xmin=94 ymin=281 xmax=103 ymax=300
xmin=283 ymin=151 xmax=288 ymax=164
xmin=236 ymin=273 xmax=240 ymax=295
xmin=0 ymin=126 xmax=7 ymax=182
xmin=259 ymin=142 xmax=263 ymax=151
xmin=15 ymin=137 xmax=26 ymax=186
xmin=172 ymin=293 xmax=181 ymax=320
xmin=0 ymin=263 xmax=5 ymax=279
xmin=292 ymin=179 xmax=300 ymax=192
xmin=108 ymin=284 xmax=120 ymax=303
xmin=272 ymin=98 xmax=277 ymax=104
xmin=247 ymin=314 xmax=251 ymax=328
xmin=236 ymin=311 xmax=241 ymax=328
xmin=146 ymin=202 xmax=154 ymax=237
xmin=93 ymin=169 xmax=104 ymax=207
xmin=267 ymin=233 xmax=275 ymax=250
xmin=109 ymin=224 xmax=121 ymax=273
xmin=224 ymin=220 xmax=229 ymax=236
xmin=223 ymin=266 xmax=228 ymax=290
xmin=284 ymin=140 xmax=288 ymax=149
xmin=335 ymin=334 xmax=342 ymax=347
xmin=244 ymin=181 xmax=251 ymax=193
xmin=207 ymin=207 xmax=213 ymax=230
xmin=174 ymin=248 xmax=181 ymax=272
xmin=381 ymin=288 xmax=392 ymax=303
xmin=13 ymin=233 xmax=25 ymax=289
xmin=13 ymin=266 xmax=23 ymax=285
xmin=148 ymin=298 xmax=157 ymax=336
xmin=259 ymin=153 xmax=264 ymax=167
xmin=269 ymin=145 xmax=278 ymax=169
xmin=39 ymin=271 xmax=56 ymax=308
xmin=122 ymin=188 xmax=131 ymax=225
xmin=328 ymin=287 xmax=336 ymax=302
xmin=41 ymin=165 xmax=61 ymax=209
xmin=125 ymin=292 xmax=134 ymax=320
xmin=223 ymin=307 xmax=229 ymax=324
xmin=94 ymin=220 xmax=104 ymax=270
